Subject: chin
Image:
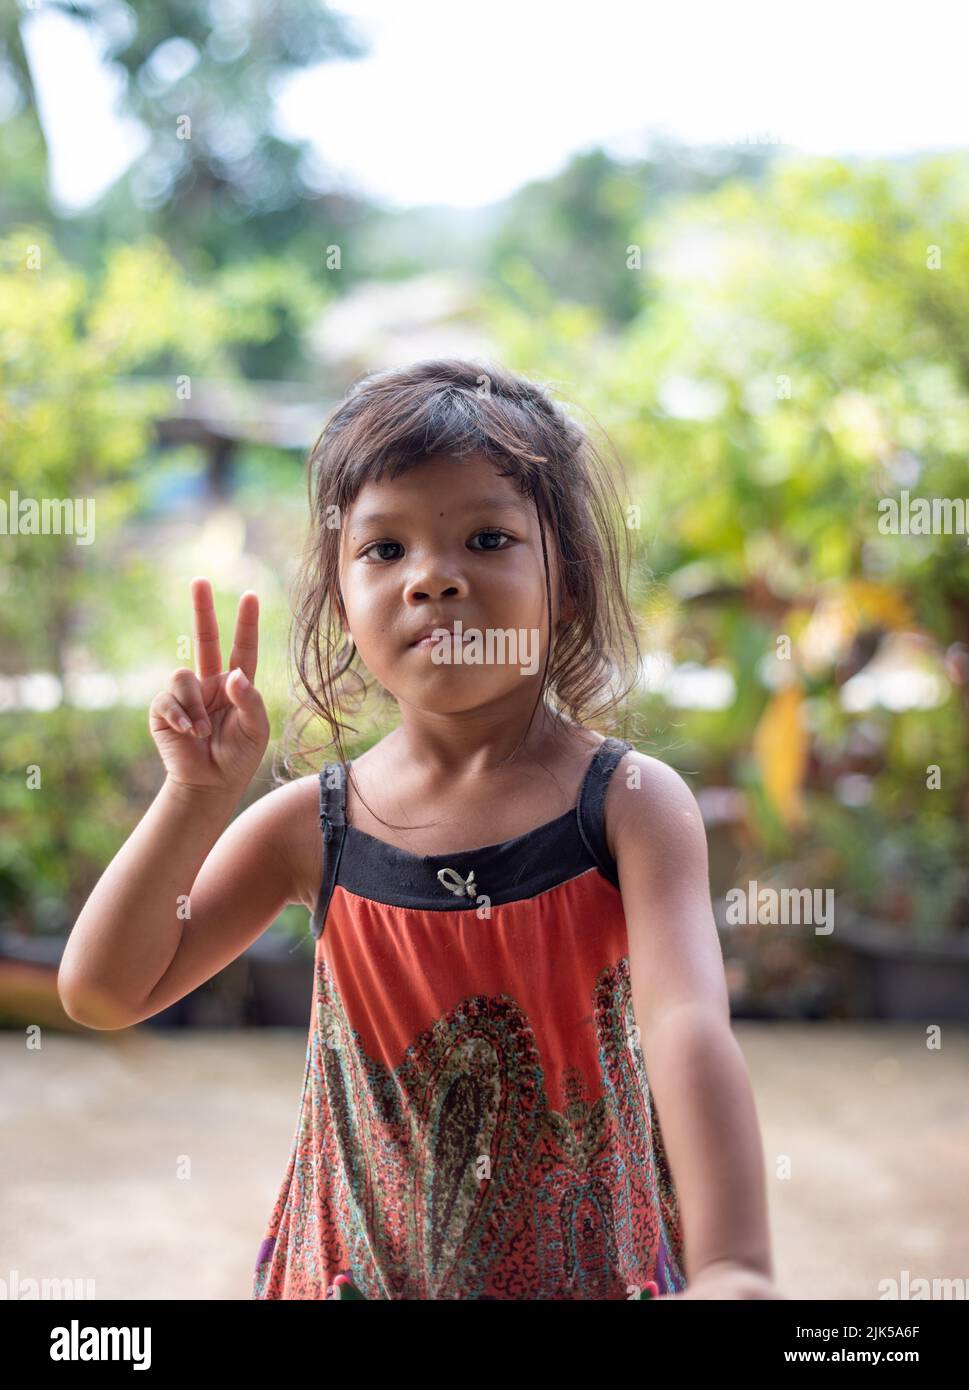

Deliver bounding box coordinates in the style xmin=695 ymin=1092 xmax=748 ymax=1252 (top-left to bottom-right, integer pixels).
xmin=398 ymin=680 xmax=527 ymax=715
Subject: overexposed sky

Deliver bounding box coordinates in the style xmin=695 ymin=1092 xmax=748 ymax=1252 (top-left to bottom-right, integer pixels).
xmin=19 ymin=0 xmax=969 ymax=212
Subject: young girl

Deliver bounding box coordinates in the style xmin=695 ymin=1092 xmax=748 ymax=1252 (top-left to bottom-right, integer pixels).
xmin=60 ymin=359 xmax=781 ymax=1301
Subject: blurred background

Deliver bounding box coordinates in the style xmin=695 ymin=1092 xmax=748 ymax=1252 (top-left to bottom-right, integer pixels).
xmin=1 ymin=0 xmax=967 ymax=1300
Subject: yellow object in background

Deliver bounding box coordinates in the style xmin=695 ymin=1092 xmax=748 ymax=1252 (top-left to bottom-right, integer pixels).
xmin=752 ymin=683 xmax=808 ymax=829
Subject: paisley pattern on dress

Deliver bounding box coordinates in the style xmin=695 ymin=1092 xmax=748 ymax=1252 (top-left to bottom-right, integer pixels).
xmin=253 ymin=944 xmax=686 ymax=1301
xmin=253 ymin=738 xmax=688 ymax=1301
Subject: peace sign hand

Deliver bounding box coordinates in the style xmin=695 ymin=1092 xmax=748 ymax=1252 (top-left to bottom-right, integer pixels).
xmin=148 ymin=578 xmax=271 ymax=794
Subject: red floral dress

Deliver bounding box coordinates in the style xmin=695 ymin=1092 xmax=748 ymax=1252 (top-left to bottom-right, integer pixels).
xmin=252 ymin=737 xmax=686 ymax=1300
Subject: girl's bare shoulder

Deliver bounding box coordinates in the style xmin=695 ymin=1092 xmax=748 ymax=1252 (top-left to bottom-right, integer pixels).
xmin=271 ymin=740 xmax=395 ymax=911
xmin=265 ymin=766 xmax=341 ymax=915
xmin=603 ymin=747 xmax=706 ymax=870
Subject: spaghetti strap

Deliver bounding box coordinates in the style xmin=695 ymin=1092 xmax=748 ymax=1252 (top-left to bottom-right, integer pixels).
xmin=311 ymin=761 xmax=349 ymax=938
xmin=575 ymin=736 xmax=631 ymax=888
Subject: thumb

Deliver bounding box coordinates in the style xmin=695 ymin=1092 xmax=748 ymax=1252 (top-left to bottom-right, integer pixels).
xmin=225 ymin=667 xmax=268 ymax=743
xmin=226 ymin=667 xmax=260 ymax=720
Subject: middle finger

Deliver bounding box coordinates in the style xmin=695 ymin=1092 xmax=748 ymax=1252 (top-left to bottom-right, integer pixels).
xmin=228 ymin=590 xmax=259 ymax=680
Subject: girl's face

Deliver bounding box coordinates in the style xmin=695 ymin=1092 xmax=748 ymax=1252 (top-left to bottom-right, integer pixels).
xmin=337 ymin=452 xmax=575 ymax=716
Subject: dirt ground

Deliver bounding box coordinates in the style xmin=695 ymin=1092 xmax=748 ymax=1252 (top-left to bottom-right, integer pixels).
xmin=1 ymin=1022 xmax=966 ymax=1300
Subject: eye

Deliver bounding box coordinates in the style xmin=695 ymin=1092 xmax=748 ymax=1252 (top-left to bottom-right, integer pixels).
xmin=360 ymin=540 xmax=402 ymax=562
xmin=469 ymin=529 xmax=513 ymax=551
xmin=359 ymin=530 xmax=512 ymax=562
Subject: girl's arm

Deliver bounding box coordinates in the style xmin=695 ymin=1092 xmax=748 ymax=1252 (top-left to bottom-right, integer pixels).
xmin=611 ymin=751 xmax=777 ymax=1292
xmin=58 ymin=776 xmax=306 ymax=1030
xmin=58 ymin=578 xmax=299 ymax=1031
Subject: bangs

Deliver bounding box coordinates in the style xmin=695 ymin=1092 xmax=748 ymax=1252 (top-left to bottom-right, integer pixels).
xmin=318 ymin=371 xmax=561 ymax=512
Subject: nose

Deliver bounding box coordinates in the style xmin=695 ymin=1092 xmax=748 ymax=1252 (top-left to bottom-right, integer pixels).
xmin=404 ymin=571 xmax=469 ymax=604
xmin=408 ymin=583 xmax=461 ymax=601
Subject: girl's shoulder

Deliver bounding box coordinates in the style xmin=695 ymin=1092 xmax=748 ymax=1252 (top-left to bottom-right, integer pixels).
xmin=272 ymin=743 xmax=405 ymax=912
xmin=268 ymin=769 xmax=340 ymax=915
xmin=603 ymin=746 xmax=706 ymax=872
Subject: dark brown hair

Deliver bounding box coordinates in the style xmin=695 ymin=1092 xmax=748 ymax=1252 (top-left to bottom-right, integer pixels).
xmin=274 ymin=358 xmax=645 ymax=798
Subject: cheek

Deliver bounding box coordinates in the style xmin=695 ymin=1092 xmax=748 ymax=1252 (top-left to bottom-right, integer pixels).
xmin=341 ymin=564 xmax=387 ymax=614
xmin=494 ymin=549 xmax=547 ymax=594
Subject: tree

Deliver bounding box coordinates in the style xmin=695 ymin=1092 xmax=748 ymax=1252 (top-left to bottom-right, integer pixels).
xmin=0 ymin=0 xmax=372 ymax=273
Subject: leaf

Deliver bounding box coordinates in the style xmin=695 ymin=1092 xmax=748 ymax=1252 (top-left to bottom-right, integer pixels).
xmin=752 ymin=684 xmax=808 ymax=829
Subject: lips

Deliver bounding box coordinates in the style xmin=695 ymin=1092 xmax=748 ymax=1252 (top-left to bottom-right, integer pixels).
xmin=409 ymin=632 xmax=472 ymax=647
xmin=408 ymin=622 xmax=472 ymax=646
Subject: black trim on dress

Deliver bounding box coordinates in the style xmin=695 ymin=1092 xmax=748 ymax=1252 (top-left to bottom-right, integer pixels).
xmin=310 ymin=737 xmax=631 ymax=936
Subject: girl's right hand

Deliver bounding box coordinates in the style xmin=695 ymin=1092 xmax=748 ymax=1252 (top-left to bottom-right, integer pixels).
xmin=148 ymin=578 xmax=271 ymax=794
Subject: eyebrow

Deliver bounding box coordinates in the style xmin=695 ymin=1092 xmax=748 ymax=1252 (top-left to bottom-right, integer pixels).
xmin=349 ymin=496 xmax=529 ymax=531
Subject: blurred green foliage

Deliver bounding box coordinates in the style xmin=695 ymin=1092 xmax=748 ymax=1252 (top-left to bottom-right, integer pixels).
xmin=1 ymin=74 xmax=968 ymax=1018
xmin=0 ymin=229 xmax=309 ymax=932
xmin=483 ymin=152 xmax=969 ymax=943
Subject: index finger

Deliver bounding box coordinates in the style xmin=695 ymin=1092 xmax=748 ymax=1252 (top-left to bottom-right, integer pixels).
xmin=191 ymin=577 xmax=223 ymax=680
xmin=228 ymin=590 xmax=259 ymax=681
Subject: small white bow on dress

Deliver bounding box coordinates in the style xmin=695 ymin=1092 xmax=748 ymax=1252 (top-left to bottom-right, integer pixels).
xmin=437 ymin=866 xmax=478 ymax=899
